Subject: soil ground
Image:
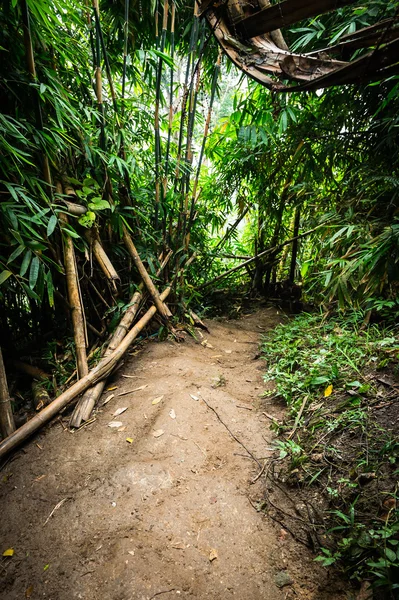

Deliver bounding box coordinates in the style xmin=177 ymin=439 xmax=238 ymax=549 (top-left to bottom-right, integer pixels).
xmin=0 ymin=308 xmax=349 ymax=600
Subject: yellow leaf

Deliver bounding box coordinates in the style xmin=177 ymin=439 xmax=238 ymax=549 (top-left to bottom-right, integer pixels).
xmin=106 ymin=386 xmax=118 ymax=391
xmin=126 ymin=438 xmax=134 ymax=444
xmin=324 ymin=384 xmax=333 ymax=397
xmin=2 ymin=548 xmax=14 ymax=557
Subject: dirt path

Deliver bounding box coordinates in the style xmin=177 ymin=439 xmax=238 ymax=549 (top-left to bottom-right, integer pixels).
xmin=0 ymin=308 xmax=347 ymax=600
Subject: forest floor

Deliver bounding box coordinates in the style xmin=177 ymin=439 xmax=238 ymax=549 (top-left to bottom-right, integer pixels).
xmin=0 ymin=307 xmax=350 ymax=600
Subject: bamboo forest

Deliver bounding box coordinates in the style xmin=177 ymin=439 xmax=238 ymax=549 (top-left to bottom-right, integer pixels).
xmin=1 ymin=1 xmax=399 ymax=598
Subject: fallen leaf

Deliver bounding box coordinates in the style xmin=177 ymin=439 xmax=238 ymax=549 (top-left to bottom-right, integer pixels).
xmin=108 ymin=421 xmax=123 ymax=428
xmin=107 ymin=386 xmax=118 ymax=391
xmin=171 ymin=540 xmax=185 ymax=550
xmin=113 ymin=407 xmax=128 ymax=417
xmin=2 ymin=548 xmax=14 ymax=557
xmin=324 ymin=384 xmax=333 ymax=397
xmin=118 ymin=385 xmax=147 ymax=397
xmin=25 ymin=585 xmax=34 ymax=598
xmin=169 ymin=409 xmax=176 ymax=419
xmin=43 ymin=564 xmax=49 ymax=572
xmin=117 ymin=426 xmax=126 ymax=432
xmin=209 ymin=548 xmax=218 ymax=562
xmin=224 ymin=349 xmax=232 ymax=354
xmin=152 ymin=395 xmax=164 ymax=405
xmin=153 ymin=429 xmax=164 ymax=438
xmin=190 ymin=394 xmax=199 ymax=401
xmin=122 ymin=375 xmax=139 ymax=378
xmin=101 ymin=394 xmax=114 ymax=406
xmin=211 ymin=355 xmax=223 ymax=358
xmin=128 ymin=550 xmax=135 ymax=556
xmin=126 ymin=438 xmax=134 ymax=444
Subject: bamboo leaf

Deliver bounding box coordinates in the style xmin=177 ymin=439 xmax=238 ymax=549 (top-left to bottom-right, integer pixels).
xmin=0 ymin=270 xmax=12 ymax=285
xmin=20 ymin=250 xmax=32 ymax=277
xmin=7 ymin=245 xmax=24 ymax=264
xmin=29 ymin=256 xmax=40 ymax=290
xmin=47 ymin=215 xmax=58 ymax=237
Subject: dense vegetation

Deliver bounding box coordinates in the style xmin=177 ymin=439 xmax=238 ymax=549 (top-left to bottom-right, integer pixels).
xmin=1 ymin=0 xmax=399 ymax=594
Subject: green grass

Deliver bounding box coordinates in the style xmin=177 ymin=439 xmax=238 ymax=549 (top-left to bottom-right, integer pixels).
xmin=261 ymin=310 xmax=399 ymax=596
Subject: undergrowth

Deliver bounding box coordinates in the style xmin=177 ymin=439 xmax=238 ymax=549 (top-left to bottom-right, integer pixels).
xmin=261 ymin=310 xmax=399 ymax=597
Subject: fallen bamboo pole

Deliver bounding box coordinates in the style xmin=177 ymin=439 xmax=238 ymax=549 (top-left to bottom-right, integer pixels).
xmin=70 ymin=250 xmax=173 ymax=427
xmin=59 ymin=206 xmax=88 ymax=379
xmin=122 ymin=225 xmax=170 ymax=318
xmin=0 ymin=288 xmax=171 ymax=459
xmin=0 ymin=348 xmax=16 ymax=439
xmin=199 ymin=225 xmax=320 ymax=289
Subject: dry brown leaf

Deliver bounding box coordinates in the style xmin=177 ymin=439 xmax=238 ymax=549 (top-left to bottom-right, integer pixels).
xmin=101 ymin=393 xmax=114 ymax=406
xmin=209 ymin=548 xmax=218 ymax=562
xmin=118 ymin=385 xmax=147 ymax=397
xmin=117 ymin=426 xmax=126 ymax=432
xmin=108 ymin=421 xmax=123 ymax=428
xmin=151 ymin=395 xmax=164 ymax=405
xmin=113 ymin=407 xmax=128 ymax=417
xmin=153 ymin=429 xmax=164 ymax=438
xmin=25 ymin=585 xmax=34 ymax=598
xmin=171 ymin=540 xmax=185 ymax=550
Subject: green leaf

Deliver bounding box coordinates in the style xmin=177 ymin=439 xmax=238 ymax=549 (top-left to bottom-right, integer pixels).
xmin=20 ymin=250 xmax=32 ymax=277
xmin=384 ymin=548 xmax=397 ymax=563
xmin=88 ymin=199 xmax=111 ymax=211
xmin=47 ymin=215 xmax=58 ymax=237
xmin=0 ymin=270 xmax=12 ymax=285
xmin=7 ymin=245 xmax=24 ymax=264
xmin=46 ymin=271 xmax=54 ymax=308
xmin=29 ymin=256 xmax=40 ymax=290
xmin=78 ymin=211 xmax=96 ymax=228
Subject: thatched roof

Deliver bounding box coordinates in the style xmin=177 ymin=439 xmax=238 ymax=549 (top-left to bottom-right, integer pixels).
xmin=198 ymin=0 xmax=399 ymax=90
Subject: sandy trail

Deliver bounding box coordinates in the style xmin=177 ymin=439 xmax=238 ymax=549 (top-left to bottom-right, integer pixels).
xmin=0 ymin=308 xmax=346 ymax=600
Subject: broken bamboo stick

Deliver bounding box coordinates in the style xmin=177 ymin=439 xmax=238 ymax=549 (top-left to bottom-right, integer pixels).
xmin=85 ymin=231 xmax=119 ymax=285
xmin=32 ymin=381 xmax=51 ymax=411
xmin=0 ymin=287 xmax=171 ymax=459
xmin=0 ymin=348 xmax=16 ymax=439
xmin=199 ymin=225 xmax=320 ymax=289
xmin=59 ymin=202 xmax=88 ymax=379
xmin=122 ymin=224 xmax=170 ymax=318
xmin=70 ymin=250 xmax=173 ymax=427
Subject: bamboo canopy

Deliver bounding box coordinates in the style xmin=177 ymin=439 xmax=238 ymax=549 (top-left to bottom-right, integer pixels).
xmin=198 ymin=0 xmax=399 ymax=90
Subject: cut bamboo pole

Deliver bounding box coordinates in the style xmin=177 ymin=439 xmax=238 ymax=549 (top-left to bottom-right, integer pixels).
xmin=0 ymin=288 xmax=171 ymax=459
xmin=199 ymin=226 xmax=320 ymax=289
xmin=122 ymin=225 xmax=170 ymax=318
xmin=85 ymin=231 xmax=120 ymax=286
xmin=70 ymin=250 xmax=173 ymax=427
xmin=59 ymin=207 xmax=88 ymax=380
xmin=0 ymin=348 xmax=15 ymax=439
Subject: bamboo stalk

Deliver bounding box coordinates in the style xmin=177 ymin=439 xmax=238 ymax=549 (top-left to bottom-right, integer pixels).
xmin=12 ymin=360 xmax=50 ymax=380
xmin=199 ymin=226 xmax=321 ymax=290
xmin=289 ymin=207 xmax=301 ymax=282
xmin=154 ymin=0 xmax=169 ymax=229
xmin=92 ymin=0 xmax=105 ymax=150
xmin=0 ymin=348 xmax=15 ymax=439
xmin=21 ymin=0 xmax=52 ymax=190
xmin=59 ymin=205 xmax=88 ymax=379
xmin=0 ymin=288 xmax=171 ymax=459
xmin=85 ymin=231 xmax=120 ymax=285
xmin=122 ymin=224 xmax=170 ymax=318
xmin=70 ymin=250 xmax=172 ymax=427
